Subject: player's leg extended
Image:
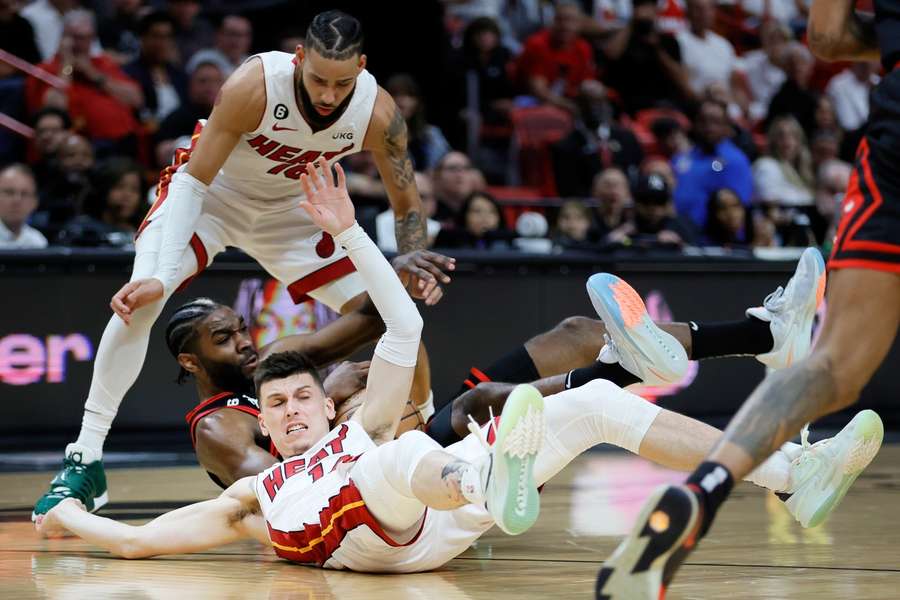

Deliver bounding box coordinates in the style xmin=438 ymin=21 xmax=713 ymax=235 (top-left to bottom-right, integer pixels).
xmin=596 ymin=267 xmax=899 ymax=600
xmin=32 ymin=223 xmax=204 ymax=520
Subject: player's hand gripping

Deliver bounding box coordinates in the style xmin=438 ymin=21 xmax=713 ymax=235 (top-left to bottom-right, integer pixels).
xmin=110 ymin=277 xmax=164 ymax=325
xmin=299 ymin=157 xmax=355 ymax=237
xmin=392 ymin=249 xmax=456 ymax=306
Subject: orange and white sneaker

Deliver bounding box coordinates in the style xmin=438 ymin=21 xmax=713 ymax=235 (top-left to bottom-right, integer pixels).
xmin=587 ymin=273 xmax=689 ymax=387
xmin=747 ymin=247 xmax=827 ymax=370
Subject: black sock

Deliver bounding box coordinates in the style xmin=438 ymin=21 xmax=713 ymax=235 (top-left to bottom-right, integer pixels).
xmin=565 ymin=360 xmax=640 ymax=389
xmin=689 ymin=317 xmax=774 ymax=360
xmin=425 ymin=402 xmax=463 ymax=446
xmin=686 ymin=461 xmax=735 ymax=538
xmin=445 ymin=345 xmax=542 ymax=408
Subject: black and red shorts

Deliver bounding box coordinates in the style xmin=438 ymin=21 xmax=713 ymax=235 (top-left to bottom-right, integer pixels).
xmin=829 ymin=74 xmax=900 ymax=274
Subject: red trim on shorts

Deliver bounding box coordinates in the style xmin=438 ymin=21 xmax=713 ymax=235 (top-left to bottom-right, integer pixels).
xmin=174 ymin=234 xmax=209 ymax=293
xmin=137 ymin=122 xmax=204 ymax=239
xmin=463 ymin=379 xmax=476 ymax=389
xmin=266 ymin=480 xmax=427 ymax=566
xmin=828 ymin=258 xmax=900 ymax=274
xmin=469 ymin=367 xmax=491 ymax=383
xmin=286 ymin=256 xmax=357 ymax=304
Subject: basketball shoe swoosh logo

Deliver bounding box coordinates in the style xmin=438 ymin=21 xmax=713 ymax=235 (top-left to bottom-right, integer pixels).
xmin=273 ymin=124 xmax=298 ymax=132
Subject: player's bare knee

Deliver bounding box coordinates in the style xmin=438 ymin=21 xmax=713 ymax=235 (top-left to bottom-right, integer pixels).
xmin=555 ymin=316 xmax=602 ymax=339
xmin=463 ymin=382 xmax=510 ymax=421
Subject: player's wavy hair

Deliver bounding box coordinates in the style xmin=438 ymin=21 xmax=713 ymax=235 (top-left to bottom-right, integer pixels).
xmin=165 ymin=298 xmax=223 ymax=384
xmin=253 ymin=351 xmax=325 ymax=398
xmin=305 ymin=10 xmax=364 ymax=60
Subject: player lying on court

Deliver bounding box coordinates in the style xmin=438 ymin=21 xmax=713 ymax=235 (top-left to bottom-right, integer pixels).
xmin=36 ymin=161 xmax=881 ymax=572
xmin=33 ymin=9 xmax=451 ymax=521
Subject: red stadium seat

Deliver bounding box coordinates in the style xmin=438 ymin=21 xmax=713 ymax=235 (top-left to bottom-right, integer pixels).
xmin=509 ymin=105 xmax=573 ymax=197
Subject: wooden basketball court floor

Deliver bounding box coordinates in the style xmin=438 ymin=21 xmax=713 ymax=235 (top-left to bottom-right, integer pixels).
xmin=2 ymin=446 xmax=899 ymax=600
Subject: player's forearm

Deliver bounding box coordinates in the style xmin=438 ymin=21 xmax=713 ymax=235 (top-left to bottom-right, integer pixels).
xmin=394 ymin=208 xmax=428 ymax=254
xmin=151 ymin=171 xmax=207 ymax=294
xmin=334 ymin=223 xmax=422 ymax=367
xmin=808 ymin=0 xmax=879 ymax=61
xmin=53 ymin=502 xmax=144 ymax=558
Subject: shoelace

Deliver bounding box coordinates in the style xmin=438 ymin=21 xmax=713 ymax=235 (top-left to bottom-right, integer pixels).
xmin=466 ymin=406 xmax=496 ymax=454
xmin=763 ymin=286 xmax=786 ymax=312
xmin=54 ymin=457 xmax=96 ymax=499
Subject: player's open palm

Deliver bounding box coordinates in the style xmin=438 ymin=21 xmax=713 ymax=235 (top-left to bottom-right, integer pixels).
xmin=299 ymin=157 xmax=355 ymax=237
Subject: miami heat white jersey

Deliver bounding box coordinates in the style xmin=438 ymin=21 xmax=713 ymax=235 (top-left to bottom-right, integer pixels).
xmin=217 ymin=51 xmax=377 ymax=201
xmin=255 ymin=421 xmax=499 ymax=573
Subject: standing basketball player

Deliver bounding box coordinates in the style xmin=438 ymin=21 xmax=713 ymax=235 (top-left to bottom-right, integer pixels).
xmin=37 ymin=160 xmax=877 ymax=572
xmin=32 ymin=10 xmax=446 ymax=520
xmin=597 ymin=2 xmax=900 ymax=597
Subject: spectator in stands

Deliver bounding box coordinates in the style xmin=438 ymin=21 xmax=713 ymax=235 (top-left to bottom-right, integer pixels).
xmin=607 ymin=172 xmax=697 ymax=249
xmin=0 ymin=0 xmax=41 ymax=76
xmin=810 ymin=129 xmax=841 ymax=172
xmin=376 ymin=171 xmax=441 ymax=252
xmin=514 ymin=0 xmax=604 ymax=115
xmin=385 ymin=74 xmax=451 ymax=171
xmin=600 ymin=0 xmax=692 ymax=114
xmin=675 ymin=0 xmax=738 ymax=97
xmin=702 ymin=82 xmax=758 ymax=161
xmin=672 ymin=99 xmax=753 ymax=228
xmin=0 ymin=163 xmax=47 ymax=249
xmin=552 ymin=200 xmax=600 ymax=251
xmin=642 ymin=156 xmax=678 ymax=191
xmin=25 ymin=10 xmax=143 ymax=155
xmin=432 ymin=151 xmax=479 ymax=221
xmin=457 ymin=17 xmax=515 ymax=128
xmin=57 ymin=157 xmax=143 ymax=247
xmin=591 ymin=167 xmax=632 ymax=238
xmin=738 ymin=20 xmax=790 ymax=123
xmin=434 ymin=190 xmax=513 ymax=250
xmin=191 ymin=15 xmax=251 ymax=76
xmin=155 ymin=57 xmax=224 ymax=167
xmin=551 ymin=94 xmax=644 ymax=197
xmin=21 ymin=0 xmax=75 ymax=61
xmin=30 ymin=107 xmax=71 ymax=180
xmin=34 ymin=132 xmax=93 ymax=236
xmin=651 ymin=117 xmax=691 ymax=159
xmin=753 ymin=115 xmax=815 ymax=207
xmin=826 ymin=62 xmax=879 ymax=133
xmin=814 ymin=159 xmax=852 ymax=249
xmin=703 ymin=187 xmax=749 ymax=247
xmin=738 ymin=0 xmax=804 ymax=27
xmin=125 ymin=11 xmax=187 ymax=125
xmin=97 ymin=0 xmax=143 ymax=64
xmin=166 ymin=0 xmax=214 ymax=63
xmin=765 ymin=42 xmax=817 ymax=137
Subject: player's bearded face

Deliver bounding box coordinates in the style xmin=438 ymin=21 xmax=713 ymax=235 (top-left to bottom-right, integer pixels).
xmin=297 ymin=48 xmax=365 ymax=117
xmin=259 ymin=373 xmax=336 ymax=457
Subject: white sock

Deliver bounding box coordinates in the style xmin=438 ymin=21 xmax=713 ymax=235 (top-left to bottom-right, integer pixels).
xmin=744 ymin=442 xmax=801 ymax=492
xmin=459 ymin=460 xmax=487 ymax=506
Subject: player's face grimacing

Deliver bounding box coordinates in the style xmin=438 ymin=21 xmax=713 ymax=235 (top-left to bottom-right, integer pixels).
xmin=295 ymin=46 xmax=366 ymax=116
xmin=258 ymin=372 xmax=336 ymax=457
xmin=191 ymin=307 xmax=259 ymax=380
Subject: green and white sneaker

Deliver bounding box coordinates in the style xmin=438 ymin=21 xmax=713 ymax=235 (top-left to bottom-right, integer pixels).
xmin=465 ymin=384 xmax=544 ymax=535
xmin=32 ymin=443 xmax=108 ymax=522
xmin=781 ymin=410 xmax=883 ymax=528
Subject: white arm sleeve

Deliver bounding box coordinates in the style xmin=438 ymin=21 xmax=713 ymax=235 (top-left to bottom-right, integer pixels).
xmin=151 ymin=171 xmax=207 ymax=294
xmin=334 ymin=223 xmax=422 ymax=367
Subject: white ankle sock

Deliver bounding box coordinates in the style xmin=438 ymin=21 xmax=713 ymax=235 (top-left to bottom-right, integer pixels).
xmin=745 ymin=442 xmax=801 ymax=492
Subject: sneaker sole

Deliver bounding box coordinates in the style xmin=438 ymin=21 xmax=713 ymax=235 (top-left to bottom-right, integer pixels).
xmin=596 ymin=485 xmax=699 ymax=600
xmin=587 ymin=274 xmax=688 ymax=386
xmin=806 ymin=410 xmax=883 ymax=528
xmin=490 ymin=384 xmax=544 ymax=535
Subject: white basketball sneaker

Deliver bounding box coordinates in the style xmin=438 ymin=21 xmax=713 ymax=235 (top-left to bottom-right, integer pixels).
xmin=781 ymin=410 xmax=884 ymax=528
xmin=748 ymin=247 xmax=827 ymax=370
xmin=587 ymin=273 xmax=689 ymax=386
xmin=464 ymin=384 xmax=544 ymax=536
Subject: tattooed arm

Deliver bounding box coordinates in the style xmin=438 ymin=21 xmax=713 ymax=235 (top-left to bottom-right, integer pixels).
xmin=365 ymin=88 xmax=427 ymax=254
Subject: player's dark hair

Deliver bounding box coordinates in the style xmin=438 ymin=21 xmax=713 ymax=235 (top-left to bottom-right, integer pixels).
xmin=165 ymin=298 xmax=222 ymax=384
xmin=254 ymin=351 xmax=324 ymax=398
xmin=305 ymin=10 xmax=364 ymax=60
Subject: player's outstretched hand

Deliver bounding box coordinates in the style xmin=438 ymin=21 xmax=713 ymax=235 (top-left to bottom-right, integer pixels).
xmin=110 ymin=277 xmax=164 ymax=325
xmin=392 ymin=249 xmax=456 ymax=306
xmin=35 ymin=498 xmax=84 ymax=538
xmin=299 ymin=157 xmax=355 ymax=237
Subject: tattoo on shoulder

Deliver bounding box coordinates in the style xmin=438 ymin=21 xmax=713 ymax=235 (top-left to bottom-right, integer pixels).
xmin=383 ymin=105 xmax=415 ymax=190
xmin=395 ymin=210 xmax=426 ymax=253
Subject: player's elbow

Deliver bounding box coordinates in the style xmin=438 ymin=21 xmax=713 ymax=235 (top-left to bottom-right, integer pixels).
xmin=117 ymin=535 xmax=154 ymax=559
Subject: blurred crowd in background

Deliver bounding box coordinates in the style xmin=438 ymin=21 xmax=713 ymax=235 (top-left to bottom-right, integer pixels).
xmin=0 ymin=0 xmax=876 ymax=257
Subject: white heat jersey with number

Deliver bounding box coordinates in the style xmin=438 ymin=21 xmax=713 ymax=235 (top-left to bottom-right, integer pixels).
xmin=255 ymin=421 xmax=497 ymax=573
xmin=216 ymin=51 xmax=377 ymax=201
